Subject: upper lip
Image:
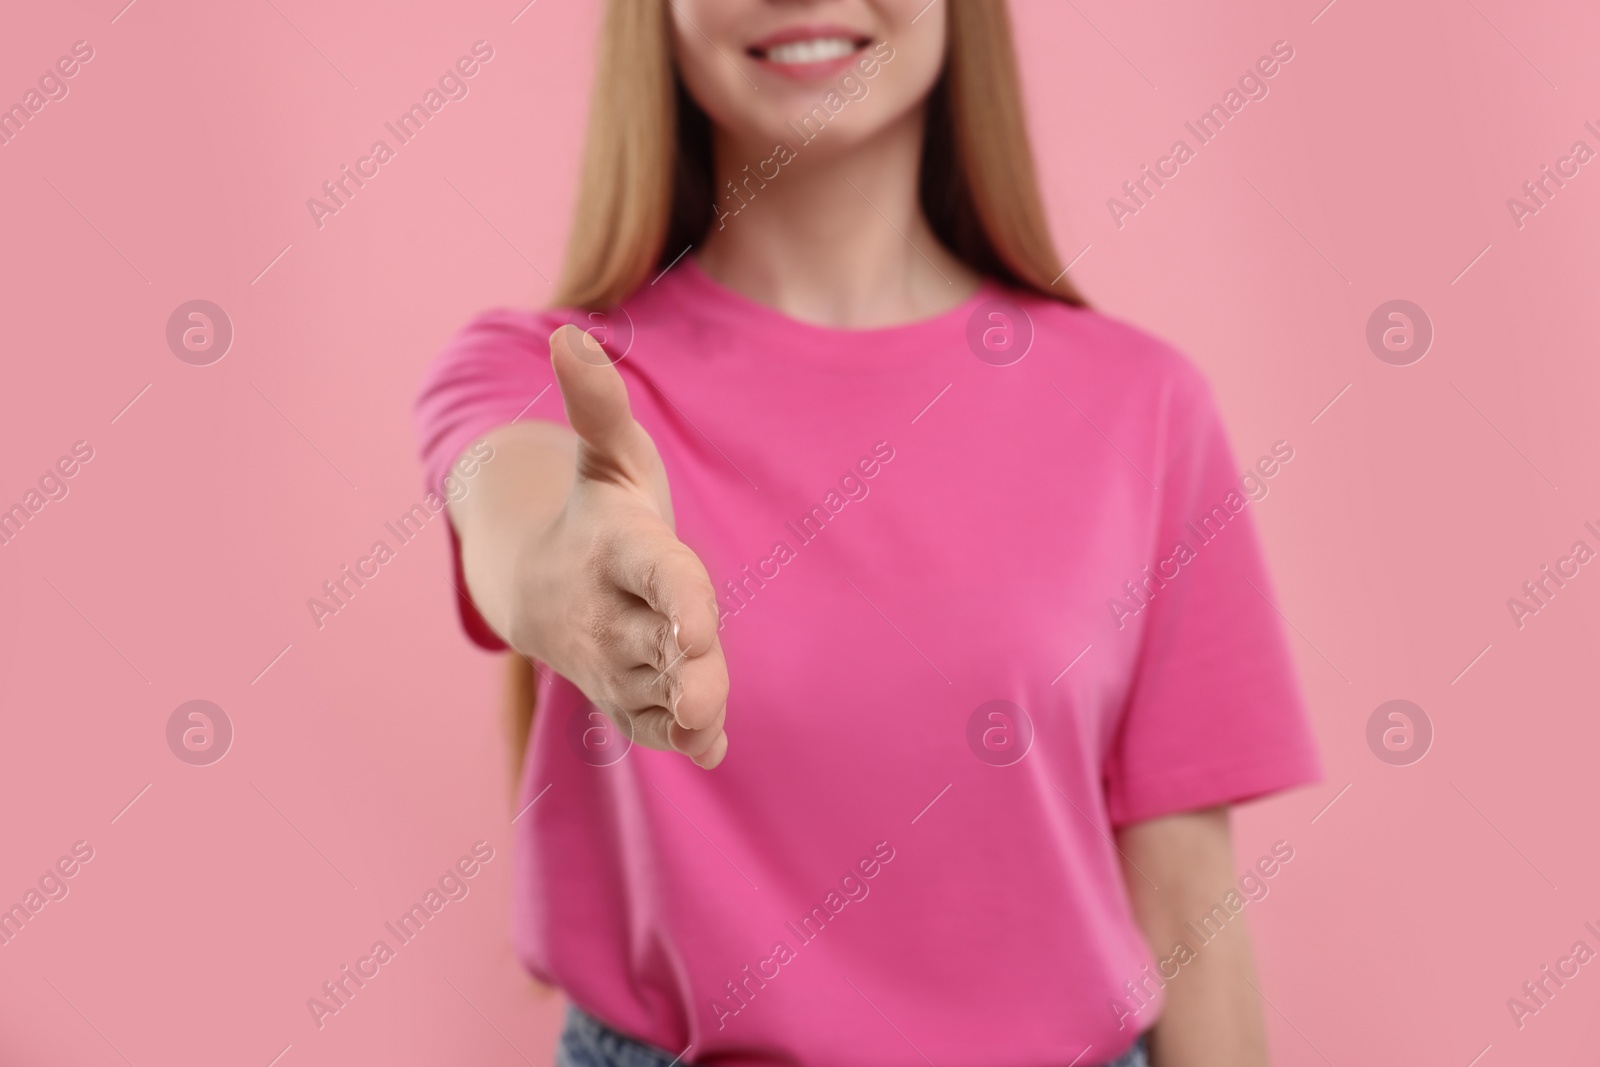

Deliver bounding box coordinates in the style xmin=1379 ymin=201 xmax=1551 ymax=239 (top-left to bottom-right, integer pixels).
xmin=746 ymin=25 xmax=873 ymax=58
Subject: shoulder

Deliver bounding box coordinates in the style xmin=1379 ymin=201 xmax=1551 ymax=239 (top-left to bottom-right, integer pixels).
xmin=414 ymin=306 xmax=581 ymax=424
xmin=418 ymin=306 xmax=580 ymax=391
xmin=436 ymin=296 xmax=668 ymax=365
xmin=1024 ymin=293 xmax=1208 ymax=390
xmin=1010 ymin=289 xmax=1217 ymax=421
xmin=443 ymin=306 xmax=572 ymax=352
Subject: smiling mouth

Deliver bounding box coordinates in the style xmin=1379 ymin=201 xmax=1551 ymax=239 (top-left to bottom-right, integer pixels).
xmin=748 ymin=36 xmax=871 ymax=66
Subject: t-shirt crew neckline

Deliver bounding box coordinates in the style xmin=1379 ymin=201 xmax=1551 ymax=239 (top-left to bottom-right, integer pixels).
xmin=673 ymin=254 xmax=1002 ymax=356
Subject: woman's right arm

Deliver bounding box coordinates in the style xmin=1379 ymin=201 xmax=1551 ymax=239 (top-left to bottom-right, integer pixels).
xmin=446 ymin=326 xmax=730 ymax=769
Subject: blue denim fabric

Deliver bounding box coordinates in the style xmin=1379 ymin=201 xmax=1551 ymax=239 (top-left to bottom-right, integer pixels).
xmin=555 ymin=1003 xmax=1150 ymax=1067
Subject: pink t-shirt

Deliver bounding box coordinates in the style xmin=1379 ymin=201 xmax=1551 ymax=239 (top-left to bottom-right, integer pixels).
xmin=414 ymin=260 xmax=1321 ymax=1066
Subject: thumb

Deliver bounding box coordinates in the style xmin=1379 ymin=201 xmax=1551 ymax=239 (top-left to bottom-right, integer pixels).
xmin=549 ymin=325 xmax=672 ymax=509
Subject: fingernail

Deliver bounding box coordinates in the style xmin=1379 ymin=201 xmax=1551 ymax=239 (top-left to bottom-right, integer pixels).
xmin=699 ymin=732 xmax=727 ymax=770
xmin=672 ymin=614 xmax=685 ymax=652
xmin=578 ymin=330 xmax=602 ymax=353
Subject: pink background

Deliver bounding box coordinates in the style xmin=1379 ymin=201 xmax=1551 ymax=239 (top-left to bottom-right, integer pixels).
xmin=2 ymin=0 xmax=1598 ymax=1064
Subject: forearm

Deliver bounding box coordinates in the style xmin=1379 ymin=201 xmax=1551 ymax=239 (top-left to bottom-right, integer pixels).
xmin=1144 ymin=905 xmax=1267 ymax=1065
xmin=447 ymin=420 xmax=578 ymax=649
xmin=1116 ymin=808 xmax=1270 ymax=1067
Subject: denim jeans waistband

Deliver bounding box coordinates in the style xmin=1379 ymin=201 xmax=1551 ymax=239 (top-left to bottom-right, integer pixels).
xmin=555 ymin=1003 xmax=1150 ymax=1067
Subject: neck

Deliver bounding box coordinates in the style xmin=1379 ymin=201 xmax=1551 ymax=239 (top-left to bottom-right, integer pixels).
xmin=694 ymin=106 xmax=982 ymax=329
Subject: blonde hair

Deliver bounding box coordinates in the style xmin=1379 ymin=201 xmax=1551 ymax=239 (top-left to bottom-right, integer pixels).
xmin=506 ymin=0 xmax=1085 ymax=775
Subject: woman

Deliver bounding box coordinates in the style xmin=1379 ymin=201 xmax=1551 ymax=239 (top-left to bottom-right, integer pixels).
xmin=414 ymin=2 xmax=1321 ymax=1064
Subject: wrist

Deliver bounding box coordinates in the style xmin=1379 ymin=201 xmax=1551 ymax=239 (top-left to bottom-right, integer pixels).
xmin=498 ymin=505 xmax=572 ymax=662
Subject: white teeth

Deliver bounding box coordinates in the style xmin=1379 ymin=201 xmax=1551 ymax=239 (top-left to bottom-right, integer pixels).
xmin=764 ymin=37 xmax=857 ymax=65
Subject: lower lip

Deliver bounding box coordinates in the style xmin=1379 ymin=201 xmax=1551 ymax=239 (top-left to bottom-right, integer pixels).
xmin=751 ymin=45 xmax=868 ymax=83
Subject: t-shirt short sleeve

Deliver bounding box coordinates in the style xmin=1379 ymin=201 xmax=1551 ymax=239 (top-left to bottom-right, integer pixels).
xmin=1102 ymin=365 xmax=1322 ymax=827
xmin=412 ymin=308 xmax=570 ymax=651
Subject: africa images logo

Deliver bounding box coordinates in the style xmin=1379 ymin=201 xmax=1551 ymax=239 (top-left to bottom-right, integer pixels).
xmin=1107 ymin=442 xmax=1295 ymax=630
xmin=708 ymin=842 xmax=896 ymax=1030
xmin=714 ymin=442 xmax=895 ymax=628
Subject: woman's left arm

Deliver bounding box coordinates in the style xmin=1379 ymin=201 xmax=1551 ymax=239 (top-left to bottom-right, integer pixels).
xmin=1114 ymin=806 xmax=1270 ymax=1067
